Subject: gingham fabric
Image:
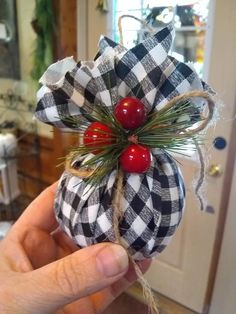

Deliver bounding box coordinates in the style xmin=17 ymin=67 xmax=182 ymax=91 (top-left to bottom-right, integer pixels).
xmin=35 ymin=24 xmax=208 ymax=260
xmin=55 ymin=150 xmax=185 ymax=260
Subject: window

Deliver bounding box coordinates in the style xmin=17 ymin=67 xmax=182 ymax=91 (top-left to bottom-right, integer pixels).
xmin=112 ymin=0 xmax=210 ymax=76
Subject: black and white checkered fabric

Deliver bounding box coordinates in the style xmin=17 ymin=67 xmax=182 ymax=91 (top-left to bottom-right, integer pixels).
xmin=35 ymin=24 xmax=208 ymax=260
xmin=55 ymin=150 xmax=185 ymax=260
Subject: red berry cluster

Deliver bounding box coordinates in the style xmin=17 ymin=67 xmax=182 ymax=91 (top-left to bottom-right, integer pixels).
xmin=84 ymin=121 xmax=114 ymax=154
xmin=84 ymin=97 xmax=151 ymax=173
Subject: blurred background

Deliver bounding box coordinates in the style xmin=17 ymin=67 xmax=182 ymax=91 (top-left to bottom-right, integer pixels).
xmin=0 ymin=1 xmax=235 ymax=313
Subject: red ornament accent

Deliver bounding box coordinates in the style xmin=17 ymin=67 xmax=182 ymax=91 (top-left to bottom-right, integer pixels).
xmin=115 ymin=97 xmax=147 ymax=130
xmin=84 ymin=122 xmax=114 ymax=154
xmin=120 ymin=144 xmax=151 ymax=173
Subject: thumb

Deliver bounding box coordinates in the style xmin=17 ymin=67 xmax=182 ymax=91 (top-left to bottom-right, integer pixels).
xmin=17 ymin=243 xmax=129 ymax=314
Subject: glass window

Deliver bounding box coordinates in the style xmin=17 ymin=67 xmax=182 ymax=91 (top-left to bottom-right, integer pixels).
xmin=112 ymin=0 xmax=210 ymax=76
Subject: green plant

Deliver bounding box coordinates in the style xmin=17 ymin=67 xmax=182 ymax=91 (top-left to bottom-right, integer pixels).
xmin=31 ymin=0 xmax=55 ymax=82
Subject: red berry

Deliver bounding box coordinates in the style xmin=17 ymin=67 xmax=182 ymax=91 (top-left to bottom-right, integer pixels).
xmin=115 ymin=97 xmax=147 ymax=130
xmin=84 ymin=122 xmax=114 ymax=154
xmin=120 ymin=144 xmax=151 ymax=173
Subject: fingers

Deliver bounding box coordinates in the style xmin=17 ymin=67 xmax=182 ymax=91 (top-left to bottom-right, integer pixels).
xmin=10 ymin=182 xmax=59 ymax=236
xmin=52 ymin=228 xmax=79 ymax=254
xmin=125 ymin=259 xmax=151 ymax=283
xmin=22 ymin=227 xmax=58 ymax=269
xmin=14 ymin=243 xmax=129 ymax=314
xmin=0 ymin=238 xmax=33 ymax=273
xmin=21 ymin=228 xmax=79 ymax=269
xmin=91 ymin=258 xmax=152 ymax=313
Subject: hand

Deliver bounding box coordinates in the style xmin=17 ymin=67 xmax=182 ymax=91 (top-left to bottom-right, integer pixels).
xmin=0 ymin=183 xmax=151 ymax=314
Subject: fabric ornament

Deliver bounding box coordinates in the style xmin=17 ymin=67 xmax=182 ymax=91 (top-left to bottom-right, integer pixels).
xmin=35 ymin=24 xmax=215 ymax=262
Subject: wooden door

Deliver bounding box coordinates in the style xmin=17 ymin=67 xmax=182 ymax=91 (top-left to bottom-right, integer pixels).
xmin=52 ymin=0 xmax=78 ymax=178
xmin=209 ymin=146 xmax=236 ymax=314
xmin=144 ymin=0 xmax=236 ymax=312
xmin=83 ymin=0 xmax=236 ymax=312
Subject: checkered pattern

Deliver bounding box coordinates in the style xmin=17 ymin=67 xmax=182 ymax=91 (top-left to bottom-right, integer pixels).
xmin=35 ymin=24 xmax=208 ymax=260
xmin=35 ymin=24 xmax=207 ymax=127
xmin=55 ymin=150 xmax=185 ymax=260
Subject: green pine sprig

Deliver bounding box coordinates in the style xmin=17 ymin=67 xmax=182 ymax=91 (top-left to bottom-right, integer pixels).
xmin=62 ymin=99 xmax=203 ymax=186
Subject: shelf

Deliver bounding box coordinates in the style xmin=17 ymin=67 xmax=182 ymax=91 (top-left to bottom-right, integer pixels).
xmin=175 ymin=25 xmax=206 ymax=32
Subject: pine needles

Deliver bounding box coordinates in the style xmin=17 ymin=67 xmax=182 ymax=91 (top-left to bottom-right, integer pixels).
xmin=64 ymin=98 xmax=203 ymax=186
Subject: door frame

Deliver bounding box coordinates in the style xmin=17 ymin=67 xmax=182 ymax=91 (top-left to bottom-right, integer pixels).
xmin=209 ymin=110 xmax=236 ymax=313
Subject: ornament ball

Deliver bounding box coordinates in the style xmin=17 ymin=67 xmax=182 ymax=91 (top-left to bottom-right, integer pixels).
xmin=84 ymin=122 xmax=114 ymax=154
xmin=120 ymin=144 xmax=151 ymax=173
xmin=115 ymin=97 xmax=147 ymax=130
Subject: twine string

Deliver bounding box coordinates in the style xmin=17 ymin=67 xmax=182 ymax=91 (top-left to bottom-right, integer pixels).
xmin=194 ymin=139 xmax=206 ymax=211
xmin=112 ymin=168 xmax=124 ymax=244
xmin=157 ymin=90 xmax=215 ymax=137
xmin=65 ymin=15 xmax=216 ymax=312
xmin=65 ymin=90 xmax=215 ymax=313
xmin=130 ymin=258 xmax=159 ymax=314
xmin=65 ymin=152 xmax=96 ymax=178
xmin=159 ymin=91 xmax=215 ymax=211
xmin=112 ymin=168 xmax=159 ymax=314
xmin=118 ymin=14 xmax=154 ymax=46
xmin=65 ymin=91 xmax=215 ymax=180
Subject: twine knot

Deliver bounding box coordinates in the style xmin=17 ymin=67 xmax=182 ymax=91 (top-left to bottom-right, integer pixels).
xmin=128 ymin=134 xmax=138 ymax=144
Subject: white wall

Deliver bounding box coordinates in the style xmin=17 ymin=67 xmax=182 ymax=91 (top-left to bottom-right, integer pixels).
xmin=77 ymin=0 xmax=111 ymax=60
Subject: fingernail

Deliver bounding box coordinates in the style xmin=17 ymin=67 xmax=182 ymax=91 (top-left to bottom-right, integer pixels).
xmin=96 ymin=245 xmax=129 ymax=278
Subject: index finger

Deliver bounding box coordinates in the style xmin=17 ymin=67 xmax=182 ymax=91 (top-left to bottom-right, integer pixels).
xmin=11 ymin=182 xmax=59 ymax=233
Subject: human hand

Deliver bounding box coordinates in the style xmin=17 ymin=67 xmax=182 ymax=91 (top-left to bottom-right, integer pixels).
xmin=0 ymin=183 xmax=151 ymax=314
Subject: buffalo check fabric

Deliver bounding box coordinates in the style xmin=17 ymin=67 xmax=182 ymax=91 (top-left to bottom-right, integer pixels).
xmin=55 ymin=150 xmax=185 ymax=260
xmin=35 ymin=24 xmax=207 ymax=127
xmin=35 ymin=24 xmax=207 ymax=259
